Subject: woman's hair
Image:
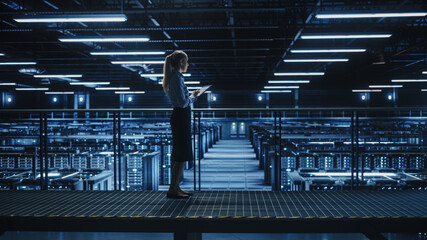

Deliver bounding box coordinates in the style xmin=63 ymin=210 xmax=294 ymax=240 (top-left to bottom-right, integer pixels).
xmin=163 ymin=50 xmax=188 ymax=91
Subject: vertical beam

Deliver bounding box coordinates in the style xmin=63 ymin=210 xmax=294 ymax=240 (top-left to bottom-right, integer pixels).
xmin=198 ymin=111 xmax=201 ymax=191
xmin=355 ymin=111 xmax=360 ymax=190
xmin=44 ymin=113 xmax=48 ymax=190
xmin=193 ymin=110 xmax=196 ymax=191
xmin=113 ymin=112 xmax=117 ymax=191
xmin=278 ymin=111 xmax=282 ymax=191
xmin=118 ymin=111 xmax=122 ymax=191
xmin=277 ymin=112 xmax=282 ymax=191
xmin=39 ymin=112 xmax=44 ymax=190
xmin=276 ymin=111 xmax=277 ymax=190
xmin=351 ymin=111 xmax=355 ymax=190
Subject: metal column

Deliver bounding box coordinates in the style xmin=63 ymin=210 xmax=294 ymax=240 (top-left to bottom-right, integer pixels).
xmin=351 ymin=111 xmax=355 ymax=190
xmin=198 ymin=111 xmax=201 ymax=191
xmin=355 ymin=111 xmax=360 ymax=190
xmin=39 ymin=112 xmax=44 ymax=190
xmin=118 ymin=112 xmax=122 ymax=191
xmin=278 ymin=111 xmax=282 ymax=191
xmin=193 ymin=110 xmax=196 ymax=191
xmin=43 ymin=113 xmax=48 ymax=190
xmin=113 ymin=112 xmax=117 ymax=191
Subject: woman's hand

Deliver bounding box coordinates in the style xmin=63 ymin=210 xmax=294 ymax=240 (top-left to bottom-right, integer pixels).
xmin=191 ymin=89 xmax=200 ymax=98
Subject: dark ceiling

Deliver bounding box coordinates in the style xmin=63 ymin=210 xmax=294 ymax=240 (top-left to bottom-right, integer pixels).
xmin=0 ymin=0 xmax=426 ymax=102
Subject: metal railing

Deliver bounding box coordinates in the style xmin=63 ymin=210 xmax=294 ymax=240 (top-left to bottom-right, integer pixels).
xmin=1 ymin=107 xmax=426 ymax=191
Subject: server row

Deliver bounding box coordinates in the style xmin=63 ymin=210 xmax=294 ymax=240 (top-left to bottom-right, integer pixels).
xmin=249 ymin=118 xmax=426 ymax=191
xmin=0 ymin=117 xmax=220 ymax=191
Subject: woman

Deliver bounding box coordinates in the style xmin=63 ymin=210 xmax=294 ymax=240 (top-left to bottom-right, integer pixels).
xmin=163 ymin=50 xmax=199 ymax=199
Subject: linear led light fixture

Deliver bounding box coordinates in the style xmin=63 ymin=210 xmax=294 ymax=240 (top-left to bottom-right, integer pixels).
xmin=316 ymin=12 xmax=427 ymax=19
xmin=16 ymin=87 xmax=49 ymax=91
xmin=59 ymin=36 xmax=149 ymax=42
xmin=284 ymin=59 xmax=348 ymax=62
xmin=187 ymin=86 xmax=201 ymax=90
xmin=352 ymin=89 xmax=382 ymax=92
xmin=114 ymin=91 xmax=145 ymax=94
xmin=141 ymin=73 xmax=191 ymax=77
xmin=261 ymin=90 xmax=292 ymax=93
xmin=291 ymin=49 xmax=366 ymax=53
xmin=70 ymin=82 xmax=110 ymax=85
xmin=422 ymin=89 xmax=427 ymax=92
xmin=369 ymin=85 xmax=403 ymax=88
xmin=0 ymin=62 xmax=36 ymax=65
xmin=0 ymin=53 xmax=4 ymax=56
xmin=391 ymin=79 xmax=427 ymax=83
xmin=301 ymin=34 xmax=391 ymax=39
xmin=34 ymin=74 xmax=82 ymax=78
xmin=95 ymin=87 xmax=130 ymax=90
xmin=422 ymin=71 xmax=427 ymax=74
xmin=44 ymin=92 xmax=74 ymax=94
xmin=158 ymin=81 xmax=200 ymax=84
xmin=0 ymin=83 xmax=16 ymax=86
xmin=111 ymin=61 xmax=163 ymax=64
xmin=264 ymin=86 xmax=300 ymax=89
xmin=274 ymin=72 xmax=324 ymax=76
xmin=91 ymin=51 xmax=165 ymax=55
xmin=268 ymin=80 xmax=310 ymax=84
xmin=14 ymin=14 xmax=127 ymax=23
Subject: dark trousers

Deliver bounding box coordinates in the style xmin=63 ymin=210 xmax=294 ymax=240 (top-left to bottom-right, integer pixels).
xmin=170 ymin=106 xmax=193 ymax=162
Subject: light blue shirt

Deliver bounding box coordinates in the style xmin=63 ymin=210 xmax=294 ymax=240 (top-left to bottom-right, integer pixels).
xmin=165 ymin=71 xmax=197 ymax=108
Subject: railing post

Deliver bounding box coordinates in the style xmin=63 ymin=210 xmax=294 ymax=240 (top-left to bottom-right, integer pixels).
xmin=118 ymin=111 xmax=122 ymax=191
xmin=44 ymin=113 xmax=48 ymax=190
xmin=193 ymin=110 xmax=196 ymax=191
xmin=355 ymin=111 xmax=360 ymax=190
xmin=273 ymin=111 xmax=277 ymax=190
xmin=113 ymin=112 xmax=117 ymax=191
xmin=39 ymin=112 xmax=44 ymax=190
xmin=278 ymin=111 xmax=282 ymax=191
xmin=351 ymin=111 xmax=355 ymax=191
xmin=198 ymin=111 xmax=201 ymax=191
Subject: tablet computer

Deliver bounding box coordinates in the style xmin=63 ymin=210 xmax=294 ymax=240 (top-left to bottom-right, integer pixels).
xmin=196 ymin=85 xmax=212 ymax=97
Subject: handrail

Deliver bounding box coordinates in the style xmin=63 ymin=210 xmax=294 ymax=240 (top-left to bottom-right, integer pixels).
xmin=0 ymin=107 xmax=426 ymax=113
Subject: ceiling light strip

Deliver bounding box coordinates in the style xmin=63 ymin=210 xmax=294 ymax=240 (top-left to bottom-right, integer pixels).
xmin=274 ymin=72 xmax=324 ymax=76
xmin=114 ymin=91 xmax=146 ymax=94
xmin=141 ymin=73 xmax=191 ymax=77
xmin=45 ymin=92 xmax=74 ymax=94
xmin=111 ymin=61 xmax=163 ymax=64
xmin=316 ymin=12 xmax=427 ymax=19
xmin=70 ymin=82 xmax=110 ymax=85
xmin=268 ymin=80 xmax=310 ymax=84
xmin=391 ymin=79 xmax=427 ymax=83
xmin=14 ymin=14 xmax=127 ymax=23
xmin=95 ymin=87 xmax=130 ymax=90
xmin=368 ymin=85 xmax=403 ymax=88
xmin=352 ymin=89 xmax=382 ymax=92
xmin=90 ymin=51 xmax=165 ymax=55
xmin=264 ymin=86 xmax=300 ymax=89
xmin=16 ymin=87 xmax=49 ymax=91
xmin=291 ymin=49 xmax=366 ymax=53
xmin=34 ymin=74 xmax=82 ymax=78
xmin=261 ymin=90 xmax=292 ymax=93
xmin=284 ymin=59 xmax=348 ymax=62
xmin=301 ymin=34 xmax=391 ymax=39
xmin=59 ymin=36 xmax=149 ymax=42
xmin=0 ymin=62 xmax=37 ymax=65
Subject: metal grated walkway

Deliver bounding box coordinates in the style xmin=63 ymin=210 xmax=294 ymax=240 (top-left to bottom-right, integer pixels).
xmin=0 ymin=190 xmax=426 ymax=240
xmin=0 ymin=190 xmax=425 ymax=218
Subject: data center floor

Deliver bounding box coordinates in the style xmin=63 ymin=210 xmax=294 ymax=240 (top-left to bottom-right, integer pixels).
xmin=160 ymin=139 xmax=272 ymax=191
